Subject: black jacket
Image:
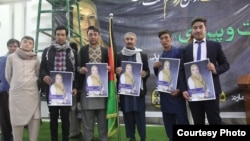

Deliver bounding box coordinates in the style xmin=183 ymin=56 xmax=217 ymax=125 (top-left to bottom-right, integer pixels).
xmin=39 ymin=46 xmax=79 ymax=97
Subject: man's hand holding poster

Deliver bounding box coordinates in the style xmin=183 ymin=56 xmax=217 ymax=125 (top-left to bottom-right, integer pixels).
xmin=184 ymin=59 xmax=215 ymax=101
xmin=118 ymin=61 xmax=142 ymax=96
xmin=156 ymin=58 xmax=180 ymax=93
xmin=85 ymin=63 xmax=108 ymax=97
xmin=49 ymin=71 xmax=73 ymax=106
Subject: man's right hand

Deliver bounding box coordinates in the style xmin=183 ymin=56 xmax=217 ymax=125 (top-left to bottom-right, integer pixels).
xmin=153 ymin=61 xmax=162 ymax=68
xmin=79 ymin=67 xmax=88 ymax=74
xmin=43 ymin=75 xmax=52 ymax=85
xmin=183 ymin=91 xmax=190 ymax=101
xmin=115 ymin=67 xmax=122 ymax=75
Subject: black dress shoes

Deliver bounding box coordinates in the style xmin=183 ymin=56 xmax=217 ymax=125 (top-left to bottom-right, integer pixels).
xmin=129 ymin=138 xmax=136 ymax=141
xmin=69 ymin=132 xmax=82 ymax=139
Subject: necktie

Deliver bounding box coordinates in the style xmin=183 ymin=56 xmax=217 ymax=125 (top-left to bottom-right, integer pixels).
xmin=196 ymin=41 xmax=203 ymax=60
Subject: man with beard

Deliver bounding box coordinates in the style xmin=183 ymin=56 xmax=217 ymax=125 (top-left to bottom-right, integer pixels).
xmin=78 ymin=25 xmax=109 ymax=141
xmin=116 ymin=32 xmax=150 ymax=141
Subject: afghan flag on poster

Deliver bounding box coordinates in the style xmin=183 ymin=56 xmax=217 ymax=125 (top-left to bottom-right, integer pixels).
xmin=106 ymin=14 xmax=118 ymax=137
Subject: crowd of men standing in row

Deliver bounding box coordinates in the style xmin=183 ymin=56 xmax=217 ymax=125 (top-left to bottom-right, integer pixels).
xmin=0 ymin=16 xmax=229 ymax=141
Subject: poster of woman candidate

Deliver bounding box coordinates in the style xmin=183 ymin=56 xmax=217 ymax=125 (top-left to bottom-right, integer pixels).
xmin=85 ymin=63 xmax=108 ymax=97
xmin=49 ymin=71 xmax=73 ymax=106
xmin=118 ymin=61 xmax=142 ymax=96
xmin=184 ymin=59 xmax=215 ymax=101
xmin=156 ymin=58 xmax=180 ymax=93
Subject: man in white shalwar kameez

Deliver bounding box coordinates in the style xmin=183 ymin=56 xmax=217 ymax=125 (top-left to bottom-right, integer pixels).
xmin=5 ymin=36 xmax=41 ymax=141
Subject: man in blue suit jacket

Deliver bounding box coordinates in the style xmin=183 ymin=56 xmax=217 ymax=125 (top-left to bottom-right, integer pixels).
xmin=180 ymin=17 xmax=230 ymax=125
xmin=0 ymin=38 xmax=20 ymax=141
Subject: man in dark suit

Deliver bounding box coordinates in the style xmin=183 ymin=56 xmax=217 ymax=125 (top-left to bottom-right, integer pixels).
xmin=180 ymin=17 xmax=230 ymax=125
xmin=115 ymin=32 xmax=150 ymax=141
xmin=78 ymin=25 xmax=109 ymax=141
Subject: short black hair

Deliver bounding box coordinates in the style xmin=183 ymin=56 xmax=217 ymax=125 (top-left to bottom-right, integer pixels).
xmin=158 ymin=30 xmax=172 ymax=38
xmin=70 ymin=42 xmax=78 ymax=52
xmin=7 ymin=38 xmax=20 ymax=47
xmin=21 ymin=36 xmax=34 ymax=44
xmin=191 ymin=17 xmax=207 ymax=27
xmin=87 ymin=25 xmax=100 ymax=34
xmin=55 ymin=26 xmax=68 ymax=36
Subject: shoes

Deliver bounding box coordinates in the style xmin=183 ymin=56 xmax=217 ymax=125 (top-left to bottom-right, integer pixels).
xmin=3 ymin=136 xmax=13 ymax=141
xmin=69 ymin=133 xmax=82 ymax=139
xmin=129 ymin=138 xmax=136 ymax=141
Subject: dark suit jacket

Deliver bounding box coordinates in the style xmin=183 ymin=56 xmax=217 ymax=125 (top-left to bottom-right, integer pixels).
xmin=180 ymin=40 xmax=230 ymax=96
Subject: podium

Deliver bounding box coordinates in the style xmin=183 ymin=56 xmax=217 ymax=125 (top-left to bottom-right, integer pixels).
xmin=237 ymin=74 xmax=250 ymax=124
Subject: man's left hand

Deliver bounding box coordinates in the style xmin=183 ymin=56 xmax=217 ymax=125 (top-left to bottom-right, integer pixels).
xmin=72 ymin=88 xmax=77 ymax=96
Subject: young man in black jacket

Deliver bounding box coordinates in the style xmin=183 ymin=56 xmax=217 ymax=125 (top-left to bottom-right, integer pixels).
xmin=39 ymin=26 xmax=78 ymax=141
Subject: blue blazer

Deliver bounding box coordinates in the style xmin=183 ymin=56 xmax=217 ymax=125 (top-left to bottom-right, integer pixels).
xmin=180 ymin=40 xmax=230 ymax=96
xmin=0 ymin=56 xmax=10 ymax=92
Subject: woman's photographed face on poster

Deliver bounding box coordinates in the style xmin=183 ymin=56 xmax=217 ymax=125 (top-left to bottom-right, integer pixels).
xmin=55 ymin=74 xmax=63 ymax=83
xmin=80 ymin=8 xmax=96 ymax=33
xmin=164 ymin=61 xmax=170 ymax=69
xmin=191 ymin=65 xmax=199 ymax=75
xmin=74 ymin=0 xmax=97 ymax=45
xmin=91 ymin=66 xmax=99 ymax=75
xmin=126 ymin=64 xmax=133 ymax=73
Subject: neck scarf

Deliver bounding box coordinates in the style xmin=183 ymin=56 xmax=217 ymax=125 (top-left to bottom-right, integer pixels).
xmin=124 ymin=72 xmax=134 ymax=85
xmin=90 ymin=74 xmax=102 ymax=86
xmin=15 ymin=48 xmax=37 ymax=60
xmin=54 ymin=82 xmax=66 ymax=95
xmin=162 ymin=69 xmax=171 ymax=82
xmin=121 ymin=47 xmax=142 ymax=63
xmin=191 ymin=73 xmax=206 ymax=89
xmin=51 ymin=41 xmax=75 ymax=72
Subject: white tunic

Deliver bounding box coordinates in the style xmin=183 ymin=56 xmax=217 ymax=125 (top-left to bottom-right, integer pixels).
xmin=5 ymin=52 xmax=41 ymax=126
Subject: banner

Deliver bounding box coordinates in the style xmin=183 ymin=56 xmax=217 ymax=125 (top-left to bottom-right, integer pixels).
xmin=56 ymin=0 xmax=250 ymax=123
xmin=93 ymin=0 xmax=250 ymax=114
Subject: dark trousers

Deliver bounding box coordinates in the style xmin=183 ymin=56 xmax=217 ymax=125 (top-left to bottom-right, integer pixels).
xmin=0 ymin=92 xmax=12 ymax=141
xmin=123 ymin=111 xmax=146 ymax=140
xmin=188 ymin=97 xmax=221 ymax=124
xmin=49 ymin=106 xmax=70 ymax=141
xmin=162 ymin=112 xmax=189 ymax=141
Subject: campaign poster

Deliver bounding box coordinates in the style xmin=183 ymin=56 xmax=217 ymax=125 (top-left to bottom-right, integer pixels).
xmin=85 ymin=63 xmax=108 ymax=97
xmin=118 ymin=61 xmax=142 ymax=96
xmin=184 ymin=59 xmax=215 ymax=101
xmin=156 ymin=58 xmax=180 ymax=93
xmin=49 ymin=71 xmax=73 ymax=106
